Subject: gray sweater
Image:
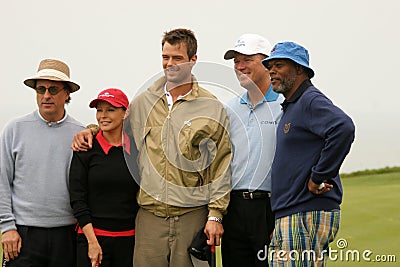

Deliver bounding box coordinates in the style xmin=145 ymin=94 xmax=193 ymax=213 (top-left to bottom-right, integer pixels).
xmin=0 ymin=110 xmax=84 ymax=233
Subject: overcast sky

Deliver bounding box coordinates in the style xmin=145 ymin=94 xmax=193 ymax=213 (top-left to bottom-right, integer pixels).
xmin=1 ymin=0 xmax=399 ymax=173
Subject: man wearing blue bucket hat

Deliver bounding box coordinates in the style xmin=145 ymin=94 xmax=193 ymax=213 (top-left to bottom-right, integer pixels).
xmin=262 ymin=42 xmax=355 ymax=266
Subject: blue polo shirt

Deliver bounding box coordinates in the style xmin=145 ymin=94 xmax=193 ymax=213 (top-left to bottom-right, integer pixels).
xmin=225 ymin=86 xmax=284 ymax=192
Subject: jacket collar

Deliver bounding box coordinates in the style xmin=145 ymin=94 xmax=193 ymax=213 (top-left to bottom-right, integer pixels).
xmin=148 ymin=75 xmax=200 ymax=101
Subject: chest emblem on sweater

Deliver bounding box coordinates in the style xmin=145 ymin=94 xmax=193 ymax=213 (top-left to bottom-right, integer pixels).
xmin=284 ymin=122 xmax=291 ymax=134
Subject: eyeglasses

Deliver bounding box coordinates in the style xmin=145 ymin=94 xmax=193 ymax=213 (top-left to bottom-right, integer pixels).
xmin=35 ymin=86 xmax=64 ymax=95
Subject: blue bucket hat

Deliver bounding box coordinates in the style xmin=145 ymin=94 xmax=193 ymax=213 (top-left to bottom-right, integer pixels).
xmin=262 ymin=42 xmax=314 ymax=78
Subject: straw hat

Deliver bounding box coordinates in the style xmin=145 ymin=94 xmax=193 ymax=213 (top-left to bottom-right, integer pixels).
xmin=24 ymin=59 xmax=80 ymax=92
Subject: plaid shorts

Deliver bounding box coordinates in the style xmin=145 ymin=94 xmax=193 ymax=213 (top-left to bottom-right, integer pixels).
xmin=269 ymin=210 xmax=340 ymax=267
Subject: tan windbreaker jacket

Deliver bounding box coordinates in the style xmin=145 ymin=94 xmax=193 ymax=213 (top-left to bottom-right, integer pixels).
xmin=128 ymin=76 xmax=232 ymax=219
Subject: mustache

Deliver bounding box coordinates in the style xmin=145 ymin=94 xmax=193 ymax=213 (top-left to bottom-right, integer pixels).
xmin=165 ymin=66 xmax=180 ymax=71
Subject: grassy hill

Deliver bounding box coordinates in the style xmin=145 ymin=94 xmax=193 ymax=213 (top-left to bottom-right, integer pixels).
xmin=1 ymin=168 xmax=399 ymax=266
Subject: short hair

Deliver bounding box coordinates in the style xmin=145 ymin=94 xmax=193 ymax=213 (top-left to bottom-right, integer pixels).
xmin=162 ymin=28 xmax=197 ymax=59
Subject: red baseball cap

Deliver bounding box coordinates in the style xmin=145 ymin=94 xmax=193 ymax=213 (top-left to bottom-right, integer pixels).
xmin=89 ymin=88 xmax=129 ymax=109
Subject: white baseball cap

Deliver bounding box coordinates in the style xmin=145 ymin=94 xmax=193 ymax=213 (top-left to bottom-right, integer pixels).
xmin=224 ymin=33 xmax=272 ymax=60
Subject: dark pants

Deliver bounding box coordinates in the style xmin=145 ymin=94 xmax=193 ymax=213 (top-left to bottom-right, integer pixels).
xmin=4 ymin=225 xmax=76 ymax=267
xmin=76 ymin=234 xmax=134 ymax=267
xmin=222 ymin=192 xmax=275 ymax=267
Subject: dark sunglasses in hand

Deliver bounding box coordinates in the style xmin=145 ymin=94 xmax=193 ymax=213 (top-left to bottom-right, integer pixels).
xmin=35 ymin=86 xmax=64 ymax=95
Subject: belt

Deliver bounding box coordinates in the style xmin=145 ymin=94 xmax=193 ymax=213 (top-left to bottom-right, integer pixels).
xmin=231 ymin=190 xmax=271 ymax=199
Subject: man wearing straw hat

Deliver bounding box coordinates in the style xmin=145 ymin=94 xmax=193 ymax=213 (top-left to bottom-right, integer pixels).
xmin=0 ymin=59 xmax=84 ymax=266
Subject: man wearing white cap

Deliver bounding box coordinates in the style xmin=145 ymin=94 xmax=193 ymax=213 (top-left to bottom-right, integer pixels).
xmin=0 ymin=59 xmax=84 ymax=266
xmin=222 ymin=34 xmax=284 ymax=267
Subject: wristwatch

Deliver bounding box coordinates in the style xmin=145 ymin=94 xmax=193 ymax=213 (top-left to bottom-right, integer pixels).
xmin=208 ymin=216 xmax=222 ymax=224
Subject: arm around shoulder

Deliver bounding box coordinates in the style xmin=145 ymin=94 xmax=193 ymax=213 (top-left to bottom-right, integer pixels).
xmin=71 ymin=125 xmax=98 ymax=151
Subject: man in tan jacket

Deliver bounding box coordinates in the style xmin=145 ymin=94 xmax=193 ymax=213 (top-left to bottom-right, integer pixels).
xmin=129 ymin=28 xmax=231 ymax=267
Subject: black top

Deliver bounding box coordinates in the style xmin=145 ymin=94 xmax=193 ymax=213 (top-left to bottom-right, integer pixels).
xmin=69 ymin=136 xmax=140 ymax=231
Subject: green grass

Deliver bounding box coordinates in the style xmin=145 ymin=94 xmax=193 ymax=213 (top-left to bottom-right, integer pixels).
xmin=2 ymin=170 xmax=399 ymax=266
xmin=327 ymin=172 xmax=400 ymax=266
xmin=213 ymin=170 xmax=400 ymax=266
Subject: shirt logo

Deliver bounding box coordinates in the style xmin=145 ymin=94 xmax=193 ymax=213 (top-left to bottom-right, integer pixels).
xmin=235 ymin=39 xmax=246 ymax=48
xmin=284 ymin=122 xmax=291 ymax=134
xmin=260 ymin=120 xmax=277 ymax=125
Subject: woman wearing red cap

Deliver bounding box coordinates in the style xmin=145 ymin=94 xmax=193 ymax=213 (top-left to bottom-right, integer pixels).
xmin=69 ymin=88 xmax=139 ymax=267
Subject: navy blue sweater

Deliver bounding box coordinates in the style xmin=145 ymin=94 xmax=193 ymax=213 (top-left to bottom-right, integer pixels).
xmin=271 ymin=80 xmax=355 ymax=219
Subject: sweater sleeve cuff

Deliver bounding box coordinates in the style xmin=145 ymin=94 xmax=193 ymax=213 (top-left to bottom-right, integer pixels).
xmin=311 ymin=175 xmax=324 ymax=184
xmin=0 ymin=220 xmax=17 ymax=234
xmin=77 ymin=215 xmax=92 ymax=229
